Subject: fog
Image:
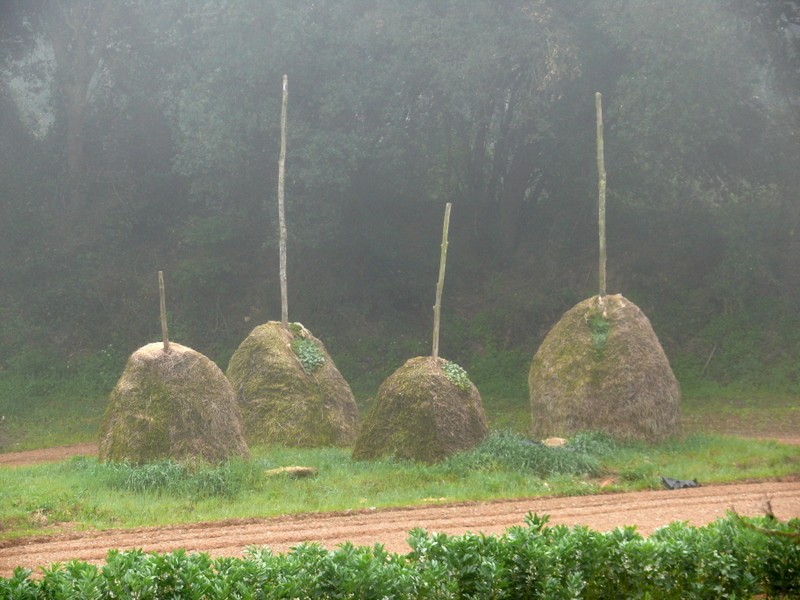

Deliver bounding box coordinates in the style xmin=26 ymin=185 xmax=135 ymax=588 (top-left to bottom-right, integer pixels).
xmin=0 ymin=0 xmax=798 ymax=390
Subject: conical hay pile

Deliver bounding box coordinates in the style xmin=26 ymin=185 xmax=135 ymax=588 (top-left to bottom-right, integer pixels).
xmin=99 ymin=342 xmax=249 ymax=464
xmin=226 ymin=321 xmax=358 ymax=447
xmin=353 ymin=356 xmax=488 ymax=463
xmin=529 ymin=294 xmax=680 ymax=442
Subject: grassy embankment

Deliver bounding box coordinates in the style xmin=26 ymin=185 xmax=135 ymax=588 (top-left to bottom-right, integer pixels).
xmin=0 ymin=352 xmax=797 ymax=541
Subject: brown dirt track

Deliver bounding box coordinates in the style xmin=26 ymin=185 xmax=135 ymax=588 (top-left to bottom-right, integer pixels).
xmin=1 ymin=442 xmax=800 ymax=577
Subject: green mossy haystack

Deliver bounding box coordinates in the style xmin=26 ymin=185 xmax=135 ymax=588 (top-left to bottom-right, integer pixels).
xmin=353 ymin=356 xmax=488 ymax=463
xmin=529 ymin=294 xmax=680 ymax=443
xmin=226 ymin=321 xmax=358 ymax=447
xmin=99 ymin=342 xmax=249 ymax=464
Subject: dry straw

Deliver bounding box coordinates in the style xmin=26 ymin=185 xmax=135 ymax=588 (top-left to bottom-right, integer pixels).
xmin=99 ymin=342 xmax=249 ymax=464
xmin=529 ymin=295 xmax=681 ymax=443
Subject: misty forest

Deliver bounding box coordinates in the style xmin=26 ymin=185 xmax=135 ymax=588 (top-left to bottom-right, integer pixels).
xmin=1 ymin=0 xmax=800 ymax=411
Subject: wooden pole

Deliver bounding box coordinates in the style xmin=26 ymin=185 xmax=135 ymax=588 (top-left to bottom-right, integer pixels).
xmin=432 ymin=202 xmax=452 ymax=361
xmin=596 ymin=92 xmax=607 ymax=299
xmin=278 ymin=74 xmax=289 ymax=330
xmin=158 ymin=270 xmax=170 ymax=353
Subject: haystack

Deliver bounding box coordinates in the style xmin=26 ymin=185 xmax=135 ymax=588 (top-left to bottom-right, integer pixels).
xmin=352 ymin=356 xmax=488 ymax=463
xmin=99 ymin=342 xmax=249 ymax=464
xmin=529 ymin=294 xmax=680 ymax=443
xmin=226 ymin=321 xmax=358 ymax=447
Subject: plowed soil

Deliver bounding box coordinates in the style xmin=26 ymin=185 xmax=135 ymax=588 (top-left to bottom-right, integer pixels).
xmin=2 ymin=443 xmax=800 ymax=576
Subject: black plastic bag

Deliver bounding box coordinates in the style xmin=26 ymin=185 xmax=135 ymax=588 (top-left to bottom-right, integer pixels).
xmin=661 ymin=476 xmax=700 ymax=489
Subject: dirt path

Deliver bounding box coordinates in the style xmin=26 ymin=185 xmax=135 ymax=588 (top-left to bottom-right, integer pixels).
xmin=0 ymin=443 xmax=98 ymax=468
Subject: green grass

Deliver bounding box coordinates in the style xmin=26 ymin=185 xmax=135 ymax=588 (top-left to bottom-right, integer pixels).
xmin=0 ymin=352 xmax=119 ymax=451
xmin=0 ymin=429 xmax=797 ymax=542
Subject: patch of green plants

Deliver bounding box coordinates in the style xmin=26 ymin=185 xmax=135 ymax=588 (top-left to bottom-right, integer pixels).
xmin=444 ymin=430 xmax=613 ymax=477
xmin=441 ymin=360 xmax=471 ymax=391
xmin=586 ymin=311 xmax=611 ymax=352
xmin=291 ymin=338 xmax=325 ymax=373
xmin=70 ymin=457 xmax=268 ymax=499
xmin=2 ymin=513 xmax=799 ymax=598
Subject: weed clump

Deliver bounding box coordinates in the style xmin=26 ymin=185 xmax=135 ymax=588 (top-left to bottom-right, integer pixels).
xmin=444 ymin=430 xmax=609 ymax=477
xmin=70 ymin=456 xmax=265 ymax=498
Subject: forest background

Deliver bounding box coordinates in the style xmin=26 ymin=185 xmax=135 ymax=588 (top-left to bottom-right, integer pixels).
xmin=1 ymin=0 xmax=799 ymax=404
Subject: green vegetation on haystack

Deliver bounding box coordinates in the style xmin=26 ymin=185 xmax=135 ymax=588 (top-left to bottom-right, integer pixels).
xmin=529 ymin=294 xmax=681 ymax=443
xmin=226 ymin=321 xmax=358 ymax=447
xmin=353 ymin=356 xmax=489 ymax=463
xmin=98 ymin=342 xmax=249 ymax=464
xmin=0 ymin=433 xmax=797 ymax=542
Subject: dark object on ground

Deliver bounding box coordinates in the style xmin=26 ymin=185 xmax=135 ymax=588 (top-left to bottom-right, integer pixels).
xmin=661 ymin=476 xmax=700 ymax=490
xmin=353 ymin=356 xmax=488 ymax=463
xmin=529 ymin=294 xmax=681 ymax=443
xmin=99 ymin=342 xmax=249 ymax=464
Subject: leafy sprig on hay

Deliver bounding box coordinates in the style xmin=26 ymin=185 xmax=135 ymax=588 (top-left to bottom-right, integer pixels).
xmin=292 ymin=338 xmax=325 ymax=373
xmin=441 ymin=361 xmax=471 ymax=391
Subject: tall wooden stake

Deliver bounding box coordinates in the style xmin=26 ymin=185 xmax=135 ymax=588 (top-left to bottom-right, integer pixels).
xmin=432 ymin=202 xmax=452 ymax=361
xmin=596 ymin=92 xmax=607 ymax=299
xmin=158 ymin=271 xmax=170 ymax=353
xmin=278 ymin=74 xmax=289 ymax=330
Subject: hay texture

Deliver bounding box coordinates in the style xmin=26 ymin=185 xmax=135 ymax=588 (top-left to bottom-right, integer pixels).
xmin=99 ymin=342 xmax=249 ymax=464
xmin=352 ymin=356 xmax=488 ymax=463
xmin=226 ymin=321 xmax=358 ymax=447
xmin=529 ymin=294 xmax=680 ymax=443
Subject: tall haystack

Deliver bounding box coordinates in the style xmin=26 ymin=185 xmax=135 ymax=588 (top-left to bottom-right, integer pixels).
xmin=529 ymin=294 xmax=680 ymax=443
xmin=99 ymin=342 xmax=249 ymax=464
xmin=352 ymin=356 xmax=488 ymax=463
xmin=226 ymin=321 xmax=358 ymax=447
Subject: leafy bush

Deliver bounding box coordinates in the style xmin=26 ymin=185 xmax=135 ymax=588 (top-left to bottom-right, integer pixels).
xmin=2 ymin=513 xmax=798 ymax=599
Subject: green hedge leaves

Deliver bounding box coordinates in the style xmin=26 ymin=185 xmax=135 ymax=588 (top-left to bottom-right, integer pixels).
xmin=2 ymin=513 xmax=798 ymax=599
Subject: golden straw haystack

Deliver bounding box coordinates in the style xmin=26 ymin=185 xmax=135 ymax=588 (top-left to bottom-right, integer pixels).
xmin=99 ymin=342 xmax=249 ymax=464
xmin=353 ymin=356 xmax=488 ymax=463
xmin=226 ymin=321 xmax=358 ymax=447
xmin=529 ymin=294 xmax=680 ymax=442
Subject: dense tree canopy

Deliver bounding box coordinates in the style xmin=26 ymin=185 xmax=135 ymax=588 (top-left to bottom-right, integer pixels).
xmin=1 ymin=0 xmax=799 ymax=389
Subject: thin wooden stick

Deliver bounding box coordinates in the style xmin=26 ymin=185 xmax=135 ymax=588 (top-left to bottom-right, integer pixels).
xmin=158 ymin=271 xmax=170 ymax=353
xmin=432 ymin=203 xmax=452 ymax=361
xmin=596 ymin=92 xmax=607 ymax=299
xmin=278 ymin=74 xmax=289 ymax=330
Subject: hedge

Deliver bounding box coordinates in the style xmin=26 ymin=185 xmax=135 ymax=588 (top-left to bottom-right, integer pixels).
xmin=2 ymin=513 xmax=798 ymax=599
